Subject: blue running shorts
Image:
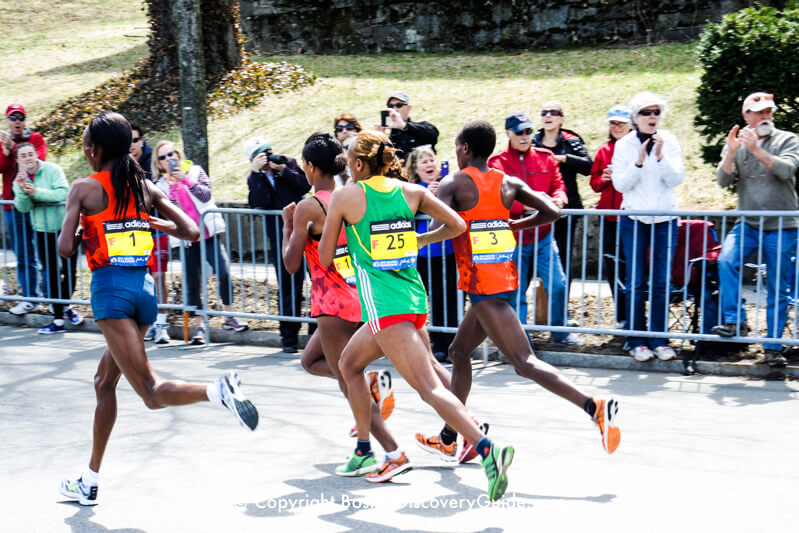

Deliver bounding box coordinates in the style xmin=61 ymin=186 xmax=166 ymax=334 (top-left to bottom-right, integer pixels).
xmin=467 ymin=290 xmax=515 ymax=305
xmin=90 ymin=265 xmax=158 ymax=325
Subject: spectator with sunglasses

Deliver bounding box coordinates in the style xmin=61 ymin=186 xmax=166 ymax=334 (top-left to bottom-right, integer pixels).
xmin=712 ymin=92 xmax=799 ymax=367
xmin=377 ymin=91 xmax=439 ymax=163
xmin=333 ymin=114 xmax=361 ymax=184
xmin=489 ymin=113 xmax=581 ymax=347
xmin=1 ymin=104 xmax=47 ymax=314
xmin=532 ymin=102 xmax=593 ymax=306
xmin=611 ymin=91 xmax=684 ymax=363
xmin=129 ymin=121 xmax=153 ymax=182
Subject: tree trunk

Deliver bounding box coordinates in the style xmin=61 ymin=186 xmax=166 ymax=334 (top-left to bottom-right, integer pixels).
xmin=175 ymin=0 xmax=209 ymax=171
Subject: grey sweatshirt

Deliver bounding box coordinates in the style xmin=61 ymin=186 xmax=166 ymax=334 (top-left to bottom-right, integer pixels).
xmin=716 ymin=128 xmax=799 ymax=230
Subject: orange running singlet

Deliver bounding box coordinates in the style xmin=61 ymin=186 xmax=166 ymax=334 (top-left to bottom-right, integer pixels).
xmin=82 ymin=171 xmax=153 ymax=272
xmin=452 ymin=167 xmax=518 ymax=295
xmin=304 ymin=190 xmax=361 ymax=322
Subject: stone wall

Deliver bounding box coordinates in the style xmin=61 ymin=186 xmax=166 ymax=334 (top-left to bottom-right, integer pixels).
xmin=239 ymin=0 xmax=775 ymax=54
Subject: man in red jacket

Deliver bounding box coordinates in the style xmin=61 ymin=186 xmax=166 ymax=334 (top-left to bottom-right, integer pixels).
xmin=488 ymin=113 xmax=581 ymax=346
xmin=0 ymin=104 xmax=47 ymax=314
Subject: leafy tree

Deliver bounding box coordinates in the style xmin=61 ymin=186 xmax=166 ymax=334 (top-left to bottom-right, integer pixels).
xmin=695 ymin=3 xmax=799 ymax=165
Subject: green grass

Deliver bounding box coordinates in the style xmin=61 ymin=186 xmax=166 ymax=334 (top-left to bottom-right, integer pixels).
xmin=1 ymin=2 xmax=734 ymax=209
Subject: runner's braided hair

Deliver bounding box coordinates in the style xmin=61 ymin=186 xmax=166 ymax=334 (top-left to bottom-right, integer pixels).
xmin=351 ymin=131 xmax=407 ymax=181
xmin=87 ymin=112 xmax=146 ymax=219
xmin=302 ymin=132 xmax=347 ymax=176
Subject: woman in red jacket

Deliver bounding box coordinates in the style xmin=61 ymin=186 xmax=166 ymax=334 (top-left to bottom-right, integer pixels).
xmin=589 ymin=105 xmax=632 ymax=329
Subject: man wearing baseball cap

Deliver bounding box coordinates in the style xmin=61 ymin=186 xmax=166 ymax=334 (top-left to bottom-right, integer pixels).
xmin=488 ymin=112 xmax=582 ymax=347
xmin=714 ymin=92 xmax=799 ymax=367
xmin=378 ymin=91 xmax=439 ymax=163
xmin=245 ymin=136 xmax=310 ymax=353
xmin=0 ymin=104 xmax=48 ymax=314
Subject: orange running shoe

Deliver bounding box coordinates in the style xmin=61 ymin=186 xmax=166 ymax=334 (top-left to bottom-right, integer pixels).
xmin=414 ymin=433 xmax=457 ymax=462
xmin=368 ymin=370 xmax=395 ymax=420
xmin=458 ymin=420 xmax=490 ymax=464
xmin=593 ymin=398 xmax=621 ymax=454
xmin=366 ymin=452 xmax=413 ymax=483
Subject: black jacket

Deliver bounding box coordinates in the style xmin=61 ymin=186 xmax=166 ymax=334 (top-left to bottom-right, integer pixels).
xmin=532 ymin=128 xmax=592 ymax=209
xmin=247 ymin=156 xmax=310 ymax=250
xmin=138 ymin=141 xmax=154 ymax=182
xmin=389 ymin=119 xmax=439 ymax=163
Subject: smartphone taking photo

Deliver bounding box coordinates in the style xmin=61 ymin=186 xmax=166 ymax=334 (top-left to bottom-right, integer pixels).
xmin=380 ymin=110 xmax=390 ymax=128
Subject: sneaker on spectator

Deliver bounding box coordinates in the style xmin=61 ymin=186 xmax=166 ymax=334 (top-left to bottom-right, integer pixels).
xmin=653 ymin=345 xmax=677 ymax=361
xmin=154 ymin=324 xmax=170 ymax=344
xmin=711 ymin=322 xmax=750 ymax=338
xmin=65 ymin=307 xmax=84 ymax=326
xmin=39 ymin=322 xmax=66 ymax=335
xmin=223 ymin=316 xmax=249 ymax=332
xmin=0 ymin=280 xmax=7 ymax=295
xmin=552 ymin=334 xmax=583 ymax=347
xmin=9 ymin=301 xmax=35 ymax=315
xmin=191 ymin=326 xmax=206 ymax=345
xmin=763 ymin=349 xmax=788 ymax=368
xmin=629 ymin=345 xmax=654 ymax=362
xmin=143 ymin=324 xmax=156 ymax=341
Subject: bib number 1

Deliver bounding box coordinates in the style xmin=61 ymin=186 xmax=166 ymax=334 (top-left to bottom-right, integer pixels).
xmin=103 ymin=218 xmax=154 ymax=267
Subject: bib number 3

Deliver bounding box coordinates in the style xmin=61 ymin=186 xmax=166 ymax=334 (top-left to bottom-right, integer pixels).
xmin=470 ymin=219 xmax=515 ymax=264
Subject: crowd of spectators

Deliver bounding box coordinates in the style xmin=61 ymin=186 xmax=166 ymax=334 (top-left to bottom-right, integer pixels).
xmin=2 ymin=88 xmax=798 ymax=365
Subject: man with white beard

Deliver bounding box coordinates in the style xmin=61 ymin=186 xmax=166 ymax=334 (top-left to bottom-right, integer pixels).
xmin=713 ymin=92 xmax=799 ymax=367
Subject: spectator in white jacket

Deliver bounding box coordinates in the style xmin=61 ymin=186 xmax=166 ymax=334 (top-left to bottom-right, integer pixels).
xmin=611 ymin=91 xmax=685 ymax=362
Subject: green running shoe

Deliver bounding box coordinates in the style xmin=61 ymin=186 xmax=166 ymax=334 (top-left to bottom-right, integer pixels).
xmin=335 ymin=451 xmax=379 ymax=477
xmin=481 ymin=443 xmax=515 ymax=501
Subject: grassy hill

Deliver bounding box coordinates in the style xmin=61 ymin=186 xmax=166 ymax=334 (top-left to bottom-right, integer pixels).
xmin=0 ymin=1 xmax=733 ymax=209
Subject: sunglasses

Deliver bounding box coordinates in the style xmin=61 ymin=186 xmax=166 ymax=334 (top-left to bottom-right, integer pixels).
xmin=7 ymin=115 xmax=25 ymax=122
xmin=387 ymin=103 xmax=407 ymax=109
xmin=158 ymin=151 xmax=176 ymax=161
xmin=335 ymin=123 xmax=357 ymax=132
xmin=609 ymin=121 xmax=628 ymax=127
xmin=540 ymin=109 xmax=562 ymax=117
xmin=638 ymin=109 xmax=661 ymax=117
xmin=132 ymin=137 xmax=142 ymax=143
xmin=513 ymin=128 xmax=533 ymax=136
xmin=751 ymin=93 xmax=774 ymax=103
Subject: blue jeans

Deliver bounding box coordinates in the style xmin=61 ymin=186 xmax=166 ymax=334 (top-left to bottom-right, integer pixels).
xmin=717 ymin=223 xmax=797 ymax=350
xmin=4 ymin=209 xmax=39 ymax=297
xmin=511 ymin=231 xmax=568 ymax=340
xmin=619 ymin=217 xmax=677 ymax=349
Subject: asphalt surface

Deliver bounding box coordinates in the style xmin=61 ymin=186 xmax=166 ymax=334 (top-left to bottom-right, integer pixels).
xmin=1 ymin=325 xmax=798 ymax=533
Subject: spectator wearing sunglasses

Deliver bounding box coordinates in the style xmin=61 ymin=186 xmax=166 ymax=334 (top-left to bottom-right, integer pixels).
xmin=532 ymin=102 xmax=593 ymax=307
xmin=333 ymin=114 xmax=361 ymax=184
xmin=1 ymin=104 xmax=47 ymax=314
xmin=245 ymin=136 xmax=310 ymax=353
xmin=488 ymin=113 xmax=581 ymax=347
xmin=611 ymin=91 xmax=684 ymax=363
xmin=129 ymin=121 xmax=153 ymax=182
xmin=377 ymin=91 xmax=439 ymax=163
xmin=713 ymin=92 xmax=799 ymax=367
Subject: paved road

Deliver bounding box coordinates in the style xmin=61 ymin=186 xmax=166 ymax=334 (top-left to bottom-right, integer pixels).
xmin=1 ymin=325 xmax=797 ymax=533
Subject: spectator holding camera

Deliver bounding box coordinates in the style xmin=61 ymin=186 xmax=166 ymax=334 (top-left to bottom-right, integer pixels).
xmin=712 ymin=92 xmax=799 ymax=367
xmin=153 ymin=140 xmax=248 ymax=345
xmin=12 ymin=143 xmax=82 ymax=333
xmin=1 ymin=104 xmax=47 ymax=313
xmin=406 ymin=145 xmax=458 ymax=361
xmin=590 ymin=105 xmax=632 ymax=328
xmin=376 ymin=91 xmax=439 ymax=163
xmin=611 ymin=91 xmax=684 ymax=362
xmin=246 ymin=137 xmax=310 ymax=353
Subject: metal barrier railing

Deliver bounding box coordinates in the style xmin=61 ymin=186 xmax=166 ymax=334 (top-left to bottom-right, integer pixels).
xmin=5 ymin=198 xmax=799 ymax=352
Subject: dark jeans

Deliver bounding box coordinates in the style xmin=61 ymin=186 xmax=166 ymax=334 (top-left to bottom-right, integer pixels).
xmin=4 ymin=209 xmax=39 ymax=297
xmin=184 ymin=235 xmax=232 ymax=309
xmin=599 ymin=219 xmax=627 ymax=325
xmin=417 ymin=253 xmax=458 ymax=354
xmin=36 ymin=231 xmax=77 ymax=318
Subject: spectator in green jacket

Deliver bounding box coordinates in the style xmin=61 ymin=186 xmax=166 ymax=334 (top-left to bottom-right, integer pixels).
xmin=13 ymin=143 xmax=82 ymax=333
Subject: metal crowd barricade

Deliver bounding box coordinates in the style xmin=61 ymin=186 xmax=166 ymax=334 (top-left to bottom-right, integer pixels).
xmin=5 ymin=199 xmax=799 ymax=353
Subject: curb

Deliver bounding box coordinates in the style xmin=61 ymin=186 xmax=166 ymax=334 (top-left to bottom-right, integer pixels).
xmin=2 ymin=312 xmax=796 ymax=379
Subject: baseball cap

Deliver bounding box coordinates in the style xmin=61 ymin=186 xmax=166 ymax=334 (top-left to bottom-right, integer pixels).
xmin=243 ymin=137 xmax=273 ymax=159
xmin=6 ymin=104 xmax=26 ymax=117
xmin=607 ymin=105 xmax=631 ymax=123
xmin=386 ymin=91 xmax=410 ymax=105
xmin=629 ymin=91 xmax=667 ymax=119
xmin=505 ymin=113 xmax=534 ymax=133
xmin=742 ymin=92 xmax=777 ymax=113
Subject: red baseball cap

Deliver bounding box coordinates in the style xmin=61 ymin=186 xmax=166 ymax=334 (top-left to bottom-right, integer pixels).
xmin=5 ymin=104 xmax=26 ymax=117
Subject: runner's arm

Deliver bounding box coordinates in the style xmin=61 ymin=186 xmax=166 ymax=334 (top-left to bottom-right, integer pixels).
xmin=319 ymin=188 xmax=350 ymax=267
xmin=148 ymin=180 xmax=200 ymax=242
xmin=508 ymin=177 xmax=561 ymax=232
xmin=282 ymin=200 xmax=315 ymax=274
xmin=58 ymin=181 xmax=87 ymax=258
xmin=416 ymin=186 xmax=466 ymax=249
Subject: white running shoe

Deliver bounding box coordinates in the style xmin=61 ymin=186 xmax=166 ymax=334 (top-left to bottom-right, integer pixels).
xmin=154 ymin=324 xmax=170 ymax=344
xmin=216 ymin=371 xmax=259 ymax=430
xmin=59 ymin=476 xmax=98 ymax=506
xmin=9 ymin=301 xmax=35 ymax=315
xmin=653 ymin=345 xmax=677 ymax=361
xmin=630 ymin=345 xmax=654 ymax=362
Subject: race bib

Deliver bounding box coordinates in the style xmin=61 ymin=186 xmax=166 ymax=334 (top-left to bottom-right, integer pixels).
xmin=103 ymin=218 xmax=154 ymax=267
xmin=470 ymin=219 xmax=515 ymax=264
xmin=333 ymin=244 xmax=357 ymax=286
xmin=369 ymin=218 xmax=418 ymax=270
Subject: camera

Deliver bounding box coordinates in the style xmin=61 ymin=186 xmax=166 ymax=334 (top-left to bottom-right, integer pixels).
xmin=266 ymin=152 xmax=288 ymax=165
